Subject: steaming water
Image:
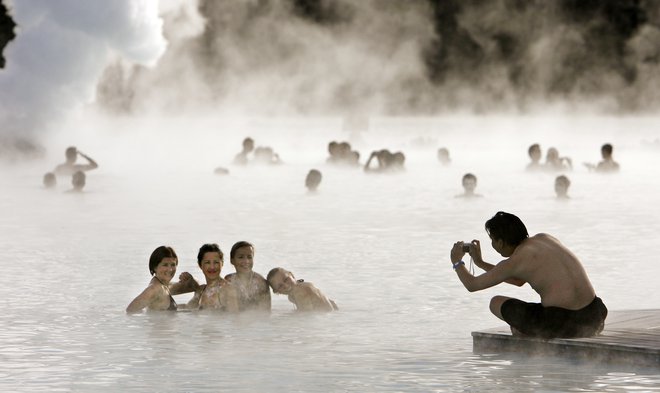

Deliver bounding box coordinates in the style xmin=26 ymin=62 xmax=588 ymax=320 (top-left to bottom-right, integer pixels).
xmin=1 ymin=116 xmax=660 ymax=392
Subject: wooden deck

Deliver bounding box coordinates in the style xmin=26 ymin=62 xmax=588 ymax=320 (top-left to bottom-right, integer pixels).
xmin=472 ymin=309 xmax=660 ymax=366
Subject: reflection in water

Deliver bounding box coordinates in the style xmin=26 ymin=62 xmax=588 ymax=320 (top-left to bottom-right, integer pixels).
xmin=1 ymin=117 xmax=659 ymax=392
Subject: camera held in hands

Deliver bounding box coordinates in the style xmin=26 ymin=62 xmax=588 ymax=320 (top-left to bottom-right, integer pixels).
xmin=462 ymin=243 xmax=471 ymax=253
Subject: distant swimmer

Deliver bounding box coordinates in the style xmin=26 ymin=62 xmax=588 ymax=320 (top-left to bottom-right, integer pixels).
xmin=525 ymin=143 xmax=542 ymax=172
xmin=267 ymin=267 xmax=338 ymax=312
xmin=224 ymin=241 xmax=271 ymax=312
xmin=253 ymin=146 xmax=282 ymax=165
xmin=126 ymin=246 xmax=199 ymax=313
xmin=364 ymin=149 xmax=403 ymax=173
xmin=43 ymin=172 xmax=56 ymax=189
xmin=214 ymin=167 xmax=230 ymax=175
xmin=456 ymin=173 xmax=482 ymax=198
xmin=54 ymin=146 xmax=98 ymax=176
xmin=449 ymin=211 xmax=607 ymax=338
xmin=554 ymin=175 xmax=570 ymax=199
xmin=327 ymin=140 xmax=360 ymax=166
xmin=305 ymin=169 xmax=322 ymax=192
xmin=66 ymin=171 xmax=86 ymax=193
xmin=584 ymin=143 xmax=620 ymax=173
xmin=437 ymin=147 xmax=451 ymax=166
xmin=185 ymin=243 xmax=239 ymax=312
xmin=233 ymin=137 xmax=255 ymax=166
xmin=544 ymin=147 xmax=572 ymax=172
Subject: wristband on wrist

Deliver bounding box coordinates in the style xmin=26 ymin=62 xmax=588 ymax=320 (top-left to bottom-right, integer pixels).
xmin=452 ymin=261 xmax=465 ymax=270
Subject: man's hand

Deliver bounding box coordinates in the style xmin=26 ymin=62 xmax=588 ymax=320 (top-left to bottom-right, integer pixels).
xmin=467 ymin=239 xmax=483 ymax=264
xmin=450 ymin=242 xmax=466 ymax=264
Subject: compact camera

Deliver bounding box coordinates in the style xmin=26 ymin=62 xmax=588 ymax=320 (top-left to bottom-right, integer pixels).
xmin=462 ymin=243 xmax=471 ymax=253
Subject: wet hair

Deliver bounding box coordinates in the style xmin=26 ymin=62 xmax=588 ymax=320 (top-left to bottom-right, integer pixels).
xmin=197 ymin=243 xmax=224 ymax=266
xmin=43 ymin=172 xmax=56 ymax=188
xmin=230 ymin=241 xmax=254 ymax=259
xmin=528 ymin=143 xmax=540 ymax=157
xmin=242 ymin=137 xmax=254 ymax=151
xmin=462 ymin=173 xmax=477 ymax=183
xmin=555 ymin=175 xmax=571 ymax=187
xmin=149 ymin=246 xmax=178 ymax=275
xmin=305 ymin=169 xmax=322 ymax=190
xmin=601 ymin=143 xmax=613 ymax=155
xmin=65 ymin=146 xmax=77 ymax=161
xmin=485 ymin=211 xmax=529 ymax=247
xmin=266 ymin=267 xmax=287 ymax=284
xmin=72 ymin=171 xmax=86 ymax=189
xmin=266 ymin=267 xmax=294 ymax=291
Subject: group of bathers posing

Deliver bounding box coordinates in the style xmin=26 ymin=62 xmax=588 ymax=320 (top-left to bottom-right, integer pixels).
xmin=126 ymin=241 xmax=338 ymax=314
xmin=127 ymin=212 xmax=607 ymax=341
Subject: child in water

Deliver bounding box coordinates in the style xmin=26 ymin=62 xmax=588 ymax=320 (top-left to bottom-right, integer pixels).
xmin=126 ymin=246 xmax=198 ymax=313
xmin=267 ymin=267 xmax=338 ymax=312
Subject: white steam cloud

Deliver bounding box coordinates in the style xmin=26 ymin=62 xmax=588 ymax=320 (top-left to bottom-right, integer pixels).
xmin=0 ymin=0 xmax=167 ymax=139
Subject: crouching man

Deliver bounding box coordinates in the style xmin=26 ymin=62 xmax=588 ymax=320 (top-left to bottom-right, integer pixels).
xmin=450 ymin=211 xmax=607 ymax=339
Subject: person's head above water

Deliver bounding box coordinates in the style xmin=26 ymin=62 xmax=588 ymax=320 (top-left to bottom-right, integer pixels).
xmin=437 ymin=147 xmax=451 ymax=165
xmin=528 ymin=144 xmax=541 ymax=162
xmin=305 ymin=169 xmax=322 ymax=191
xmin=65 ymin=146 xmax=77 ymax=163
xmin=71 ymin=171 xmax=86 ymax=191
xmin=462 ymin=173 xmax=477 ymax=192
xmin=230 ymin=241 xmax=255 ymax=272
xmin=242 ymin=137 xmax=254 ymax=152
xmin=266 ymin=267 xmax=296 ymax=295
xmin=601 ymin=143 xmax=613 ymax=159
xmin=43 ymin=172 xmax=56 ymax=188
xmin=149 ymin=246 xmax=178 ymax=275
xmin=197 ymin=243 xmax=223 ymax=266
xmin=485 ymin=211 xmax=529 ymax=250
xmin=555 ymin=175 xmax=571 ymax=198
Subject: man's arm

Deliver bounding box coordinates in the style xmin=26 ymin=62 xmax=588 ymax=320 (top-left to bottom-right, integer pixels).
xmin=75 ymin=150 xmax=98 ymax=171
xmin=467 ymin=240 xmax=525 ymax=287
xmin=451 ymin=242 xmax=521 ymax=292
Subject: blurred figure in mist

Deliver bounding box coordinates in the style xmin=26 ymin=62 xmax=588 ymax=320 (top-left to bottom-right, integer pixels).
xmin=437 ymin=147 xmax=451 ymax=166
xmin=457 ymin=173 xmax=482 ymax=198
xmin=305 ymin=169 xmax=322 ymax=193
xmin=213 ymin=167 xmax=229 ymax=175
xmin=43 ymin=172 xmax=56 ymax=189
xmin=253 ymin=146 xmax=281 ymax=165
xmin=233 ymin=137 xmax=254 ymax=166
xmin=554 ymin=175 xmax=571 ymax=199
xmin=66 ymin=171 xmax=86 ymax=193
xmin=544 ymin=147 xmax=572 ymax=172
xmin=526 ymin=143 xmax=542 ymax=171
xmin=584 ymin=143 xmax=620 ymax=173
xmin=327 ymin=141 xmax=360 ymax=166
xmin=54 ymin=146 xmax=98 ymax=176
xmin=364 ymin=149 xmax=404 ymax=173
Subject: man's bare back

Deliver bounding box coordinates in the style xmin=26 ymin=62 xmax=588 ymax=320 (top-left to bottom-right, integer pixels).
xmin=503 ymin=234 xmax=595 ymax=309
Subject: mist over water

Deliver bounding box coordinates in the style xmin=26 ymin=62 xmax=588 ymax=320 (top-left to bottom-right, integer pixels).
xmin=1 ymin=1 xmax=660 ymax=392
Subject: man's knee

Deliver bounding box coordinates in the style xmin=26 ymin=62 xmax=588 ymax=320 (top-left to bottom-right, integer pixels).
xmin=489 ymin=296 xmax=510 ymax=320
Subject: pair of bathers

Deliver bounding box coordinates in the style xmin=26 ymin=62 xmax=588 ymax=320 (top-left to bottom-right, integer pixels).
xmin=501 ymin=296 xmax=607 ymax=339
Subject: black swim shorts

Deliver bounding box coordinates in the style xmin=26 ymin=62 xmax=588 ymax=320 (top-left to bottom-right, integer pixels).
xmin=500 ymin=296 xmax=608 ymax=339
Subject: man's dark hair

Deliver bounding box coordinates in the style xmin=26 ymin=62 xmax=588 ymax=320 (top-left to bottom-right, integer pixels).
xmin=485 ymin=211 xmax=529 ymax=247
xmin=601 ymin=143 xmax=613 ymax=155
xmin=197 ymin=243 xmax=223 ymax=266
